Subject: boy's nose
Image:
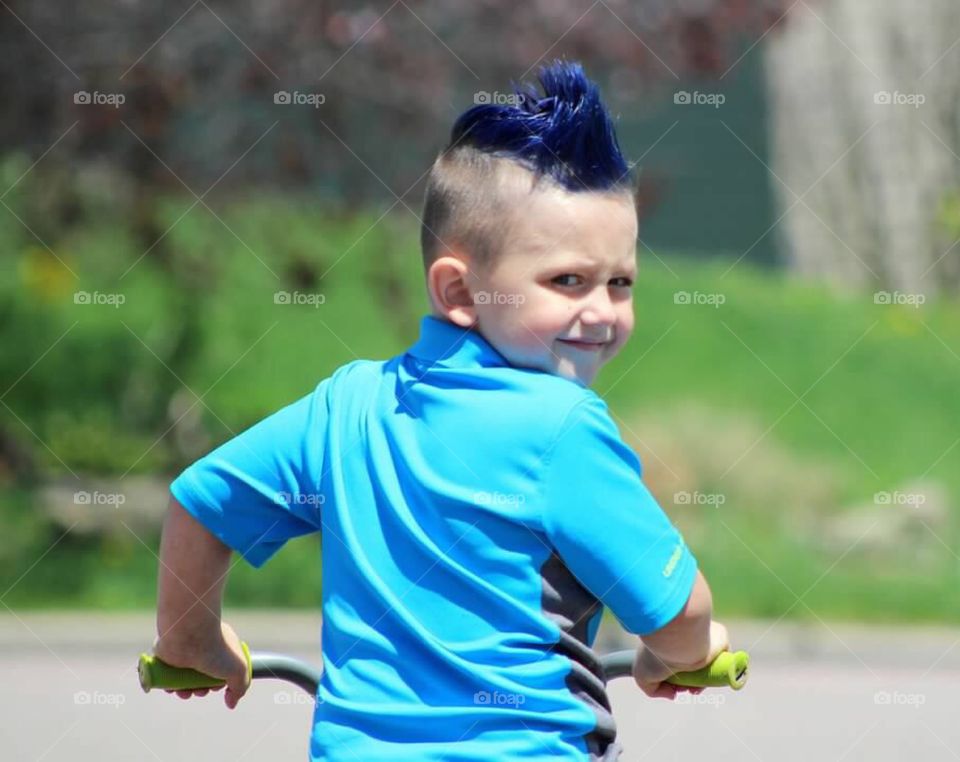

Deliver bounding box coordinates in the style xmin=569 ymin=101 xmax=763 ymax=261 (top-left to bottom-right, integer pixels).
xmin=580 ymin=289 xmax=617 ymax=326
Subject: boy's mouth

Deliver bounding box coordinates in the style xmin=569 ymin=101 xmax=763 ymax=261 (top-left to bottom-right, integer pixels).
xmin=557 ymin=338 xmax=608 ymax=352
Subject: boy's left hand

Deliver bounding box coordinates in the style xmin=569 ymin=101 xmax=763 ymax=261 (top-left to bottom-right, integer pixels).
xmin=152 ymin=620 xmax=251 ymax=709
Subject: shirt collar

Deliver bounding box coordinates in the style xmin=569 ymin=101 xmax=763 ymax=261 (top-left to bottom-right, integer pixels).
xmin=407 ymin=316 xmax=509 ymax=369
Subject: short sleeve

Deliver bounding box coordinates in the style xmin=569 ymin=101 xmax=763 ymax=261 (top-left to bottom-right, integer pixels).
xmin=169 ymin=381 xmax=329 ymax=568
xmin=541 ymin=394 xmax=697 ymax=636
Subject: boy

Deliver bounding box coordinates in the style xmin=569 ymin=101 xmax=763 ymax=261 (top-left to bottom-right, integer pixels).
xmin=154 ymin=60 xmax=730 ymax=760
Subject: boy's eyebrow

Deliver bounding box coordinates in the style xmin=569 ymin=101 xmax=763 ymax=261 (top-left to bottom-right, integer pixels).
xmin=537 ymin=255 xmax=637 ymax=273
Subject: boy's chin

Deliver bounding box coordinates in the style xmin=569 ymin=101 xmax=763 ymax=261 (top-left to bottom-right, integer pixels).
xmin=552 ymin=360 xmax=596 ymax=387
xmin=496 ymin=350 xmax=597 ymax=386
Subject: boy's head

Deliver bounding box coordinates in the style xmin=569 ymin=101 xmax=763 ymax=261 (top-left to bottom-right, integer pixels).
xmin=420 ymin=61 xmax=638 ymax=387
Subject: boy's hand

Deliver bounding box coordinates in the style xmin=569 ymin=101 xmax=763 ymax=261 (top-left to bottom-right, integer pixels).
xmin=152 ymin=620 xmax=251 ymax=709
xmin=632 ymin=620 xmax=730 ymax=700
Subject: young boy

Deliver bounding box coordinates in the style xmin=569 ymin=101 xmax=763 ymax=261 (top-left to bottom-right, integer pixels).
xmin=154 ymin=60 xmax=729 ymax=760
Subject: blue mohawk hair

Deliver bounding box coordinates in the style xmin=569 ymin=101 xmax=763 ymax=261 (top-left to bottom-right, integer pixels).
xmin=449 ymin=60 xmax=631 ymax=192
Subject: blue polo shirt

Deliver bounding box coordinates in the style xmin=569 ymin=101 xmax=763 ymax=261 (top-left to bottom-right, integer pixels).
xmin=170 ymin=315 xmax=697 ymax=761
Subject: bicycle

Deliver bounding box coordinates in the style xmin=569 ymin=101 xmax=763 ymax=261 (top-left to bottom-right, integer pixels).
xmin=138 ymin=644 xmax=749 ymax=697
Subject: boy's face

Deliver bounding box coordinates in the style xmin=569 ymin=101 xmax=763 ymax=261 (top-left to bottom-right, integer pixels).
xmin=465 ymin=186 xmax=638 ymax=387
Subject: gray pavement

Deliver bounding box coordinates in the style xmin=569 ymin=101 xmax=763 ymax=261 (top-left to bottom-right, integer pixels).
xmin=1 ymin=612 xmax=958 ymax=761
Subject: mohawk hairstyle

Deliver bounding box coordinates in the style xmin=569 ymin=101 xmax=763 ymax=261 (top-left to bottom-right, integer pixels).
xmin=451 ymin=60 xmax=631 ymax=191
xmin=421 ymin=60 xmax=634 ymax=272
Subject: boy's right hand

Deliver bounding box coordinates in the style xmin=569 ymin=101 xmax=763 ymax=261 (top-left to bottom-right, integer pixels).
xmin=152 ymin=620 xmax=251 ymax=709
xmin=632 ymin=620 xmax=730 ymax=700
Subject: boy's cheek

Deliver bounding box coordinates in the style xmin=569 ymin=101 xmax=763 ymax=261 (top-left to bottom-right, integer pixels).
xmin=498 ymin=329 xmax=560 ymax=371
xmin=505 ymin=339 xmax=555 ymax=370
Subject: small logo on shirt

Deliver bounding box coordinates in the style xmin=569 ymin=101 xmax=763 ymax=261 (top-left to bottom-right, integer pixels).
xmin=662 ymin=544 xmax=684 ymax=578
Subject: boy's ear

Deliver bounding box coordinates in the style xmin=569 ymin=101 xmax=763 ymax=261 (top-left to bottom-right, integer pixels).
xmin=427 ymin=255 xmax=478 ymax=328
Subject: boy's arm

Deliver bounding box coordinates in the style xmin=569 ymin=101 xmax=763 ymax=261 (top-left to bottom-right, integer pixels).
xmin=540 ymin=396 xmax=731 ymax=699
xmin=632 ymin=569 xmax=730 ymax=699
xmin=153 ymin=496 xmax=250 ymax=709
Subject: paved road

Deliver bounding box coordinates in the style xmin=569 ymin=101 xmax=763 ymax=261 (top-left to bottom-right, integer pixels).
xmin=2 ymin=613 xmax=958 ymax=761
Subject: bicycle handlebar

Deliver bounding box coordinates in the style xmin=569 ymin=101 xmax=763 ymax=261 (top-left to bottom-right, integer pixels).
xmin=138 ymin=645 xmax=749 ymax=696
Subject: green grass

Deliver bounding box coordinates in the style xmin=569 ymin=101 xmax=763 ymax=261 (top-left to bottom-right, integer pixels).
xmin=2 ymin=195 xmax=959 ymax=623
xmin=598 ymin=257 xmax=960 ymax=501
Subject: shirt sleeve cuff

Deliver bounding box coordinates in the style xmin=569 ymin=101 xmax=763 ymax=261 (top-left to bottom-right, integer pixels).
xmin=619 ymin=547 xmax=698 ymax=637
xmin=169 ymin=474 xmax=276 ymax=569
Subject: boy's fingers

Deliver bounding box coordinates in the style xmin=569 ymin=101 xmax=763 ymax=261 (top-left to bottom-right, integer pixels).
xmin=223 ymin=665 xmax=251 ymax=710
xmin=163 ymin=683 xmax=225 ymax=697
xmin=638 ymin=681 xmax=677 ymax=700
xmin=226 ymin=674 xmax=250 ymax=706
xmin=224 ymin=680 xmax=249 ymax=710
xmin=647 ymin=683 xmax=677 ymax=701
xmin=219 ymin=621 xmax=251 ymax=711
xmin=645 ymin=682 xmax=711 ymax=700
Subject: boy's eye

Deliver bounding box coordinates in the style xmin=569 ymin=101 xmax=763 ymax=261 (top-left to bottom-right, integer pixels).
xmin=550 ymin=274 xmax=634 ymax=288
xmin=552 ymin=274 xmax=583 ymax=287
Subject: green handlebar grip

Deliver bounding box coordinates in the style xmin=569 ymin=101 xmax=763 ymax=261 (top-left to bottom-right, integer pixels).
xmin=665 ymin=650 xmax=749 ymax=690
xmin=138 ymin=641 xmax=252 ymax=693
